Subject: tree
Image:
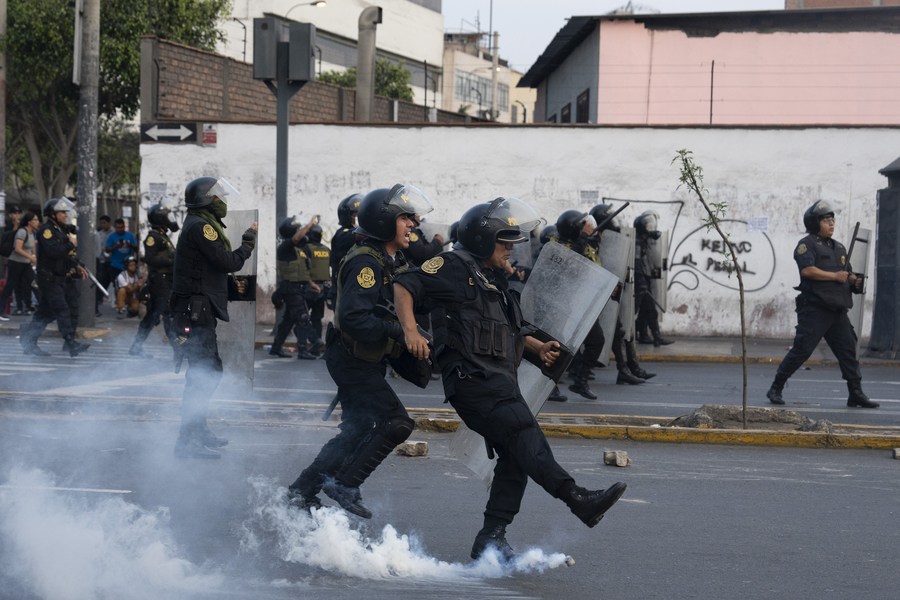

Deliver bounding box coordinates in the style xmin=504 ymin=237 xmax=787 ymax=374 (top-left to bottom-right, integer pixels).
xmin=318 ymin=59 xmax=415 ymax=102
xmin=4 ymin=0 xmax=231 ymax=202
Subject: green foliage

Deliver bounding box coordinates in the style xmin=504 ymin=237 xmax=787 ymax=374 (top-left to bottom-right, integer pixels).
xmin=318 ymin=59 xmax=414 ymax=101
xmin=98 ymin=118 xmax=141 ymax=197
xmin=5 ymin=0 xmax=231 ymax=200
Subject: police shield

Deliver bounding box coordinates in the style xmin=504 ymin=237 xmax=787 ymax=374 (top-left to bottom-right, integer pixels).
xmin=417 ymin=220 xmax=451 ymax=247
xmin=619 ymin=227 xmax=637 ymax=341
xmin=847 ymin=227 xmax=871 ymax=355
xmin=648 ymin=230 xmax=669 ymax=316
xmin=450 ymin=241 xmax=618 ymax=486
xmin=595 ymin=228 xmax=634 ymax=366
xmin=216 ymin=209 xmax=258 ymax=397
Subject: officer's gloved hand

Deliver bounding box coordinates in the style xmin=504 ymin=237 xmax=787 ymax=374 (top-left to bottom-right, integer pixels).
xmin=241 ymin=227 xmax=257 ymax=250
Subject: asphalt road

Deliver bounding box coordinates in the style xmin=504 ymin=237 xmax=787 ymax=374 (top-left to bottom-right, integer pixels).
xmin=1 ymin=417 xmax=898 ymax=600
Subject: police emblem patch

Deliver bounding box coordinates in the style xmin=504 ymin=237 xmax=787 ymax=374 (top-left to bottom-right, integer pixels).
xmin=841 ymin=255 xmax=846 ymax=266
xmin=796 ymin=243 xmax=807 ymax=255
xmin=409 ymin=232 xmax=419 ymax=243
xmin=202 ymin=224 xmax=218 ymax=241
xmin=421 ymin=256 xmax=444 ymax=274
xmin=43 ymin=229 xmax=53 ymax=239
xmin=357 ymin=267 xmax=376 ymax=288
xmin=145 ymin=236 xmax=155 ymax=247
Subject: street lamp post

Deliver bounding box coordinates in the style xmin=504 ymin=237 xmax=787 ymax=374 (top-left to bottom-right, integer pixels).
xmin=470 ymin=87 xmax=483 ymax=117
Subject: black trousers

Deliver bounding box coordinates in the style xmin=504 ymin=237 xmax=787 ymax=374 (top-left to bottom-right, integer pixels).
xmin=0 ymin=261 xmax=34 ymax=312
xmin=273 ymin=282 xmax=314 ymax=350
xmin=447 ymin=373 xmax=573 ymax=525
xmin=180 ymin=321 xmax=223 ymax=431
xmin=22 ymin=272 xmax=77 ymax=343
xmin=776 ymin=301 xmax=861 ymax=382
xmin=635 ymin=288 xmax=660 ymax=336
xmin=135 ymin=274 xmax=175 ymax=343
xmin=294 ymin=342 xmax=409 ymax=494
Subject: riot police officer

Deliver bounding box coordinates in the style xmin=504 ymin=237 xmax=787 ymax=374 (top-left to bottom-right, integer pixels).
xmin=589 ymin=203 xmax=655 ymax=384
xmin=330 ymin=193 xmax=363 ymax=280
xmin=766 ymin=200 xmax=877 ymax=408
xmin=404 ymin=220 xmax=444 ymax=267
xmin=19 ymin=198 xmax=90 ymax=357
xmin=129 ymin=203 xmax=178 ymax=356
xmin=287 ymin=184 xmax=433 ymax=518
xmin=171 ymin=176 xmax=258 ymax=458
xmin=394 ymin=197 xmax=626 ymax=562
xmin=556 ymin=209 xmax=604 ymax=399
xmin=303 ymin=224 xmax=331 ymax=354
xmin=634 ymin=210 xmax=673 ymax=346
xmin=270 ymin=215 xmax=319 ymax=359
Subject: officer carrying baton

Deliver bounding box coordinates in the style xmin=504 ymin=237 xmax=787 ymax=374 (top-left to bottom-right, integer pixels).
xmin=87 ymin=269 xmax=110 ymax=297
xmin=845 ymin=221 xmax=865 ymax=291
xmin=594 ymin=201 xmax=630 ymax=233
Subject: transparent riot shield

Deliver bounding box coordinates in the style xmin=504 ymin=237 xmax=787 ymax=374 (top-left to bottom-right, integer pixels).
xmin=216 ymin=209 xmax=258 ymax=398
xmin=417 ymin=221 xmax=451 ymax=247
xmin=596 ymin=228 xmax=634 ymax=366
xmin=648 ymin=230 xmax=669 ymax=317
xmin=450 ymin=241 xmax=618 ymax=486
xmin=847 ymin=227 xmax=871 ymax=355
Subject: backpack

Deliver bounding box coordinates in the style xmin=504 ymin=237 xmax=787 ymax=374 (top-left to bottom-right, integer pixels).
xmin=0 ymin=229 xmax=15 ymax=257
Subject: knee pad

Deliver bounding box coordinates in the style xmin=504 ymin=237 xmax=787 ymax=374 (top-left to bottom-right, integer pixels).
xmin=384 ymin=415 xmax=415 ymax=445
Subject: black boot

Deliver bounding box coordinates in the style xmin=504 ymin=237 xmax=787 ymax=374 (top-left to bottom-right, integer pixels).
xmin=652 ymin=332 xmax=674 ymax=346
xmin=562 ymin=481 xmax=627 ymax=528
xmin=616 ymin=367 xmax=645 ymax=385
xmin=636 ymin=334 xmax=654 ymax=344
xmin=130 ymin=326 xmax=151 ymax=356
xmin=268 ymin=346 xmax=291 ymax=358
xmin=568 ymin=377 xmax=597 ymax=400
xmin=63 ymin=338 xmax=90 ymax=357
xmin=629 ymin=365 xmax=656 ymax=379
xmin=174 ymin=425 xmax=220 ymax=459
xmin=847 ymin=380 xmax=879 ymax=408
xmin=286 ymin=487 xmax=323 ymax=512
xmin=547 ymin=385 xmax=568 ymax=402
xmin=767 ymin=373 xmax=787 ymax=405
xmin=322 ymin=479 xmax=372 ymax=519
xmin=470 ymin=524 xmax=515 ymax=562
xmin=199 ymin=423 xmax=229 ymax=447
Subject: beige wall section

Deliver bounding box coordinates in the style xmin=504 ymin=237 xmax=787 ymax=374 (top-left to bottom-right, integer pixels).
xmin=597 ymin=21 xmax=900 ymax=125
xmin=140 ymin=124 xmax=894 ymax=338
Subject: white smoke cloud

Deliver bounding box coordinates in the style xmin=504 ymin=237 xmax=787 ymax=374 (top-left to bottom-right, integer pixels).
xmin=0 ymin=467 xmax=224 ymax=600
xmin=243 ymin=476 xmax=572 ymax=581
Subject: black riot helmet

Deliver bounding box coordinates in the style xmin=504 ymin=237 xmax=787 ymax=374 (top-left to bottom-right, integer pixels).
xmin=307 ymin=224 xmax=323 ymax=244
xmin=803 ymin=200 xmax=835 ymax=234
xmin=590 ymin=203 xmax=620 ymax=233
xmin=355 ymin=184 xmax=433 ymax=242
xmin=43 ymin=197 xmax=74 ymax=219
xmin=448 ymin=221 xmax=459 ymax=244
xmin=279 ymin=215 xmax=303 ymax=239
xmin=184 ymin=176 xmax=239 ymax=209
xmin=147 ymin=203 xmax=179 ymax=232
xmin=539 ymin=224 xmax=558 ymax=244
xmin=458 ymin=197 xmax=544 ymax=259
xmin=337 ymin=193 xmax=364 ymax=228
xmin=634 ymin=210 xmax=661 ymax=239
xmin=555 ymin=210 xmax=595 ymax=243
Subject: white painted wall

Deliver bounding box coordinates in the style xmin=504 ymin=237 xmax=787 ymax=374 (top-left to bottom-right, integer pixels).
xmin=140 ymin=124 xmax=896 ymax=338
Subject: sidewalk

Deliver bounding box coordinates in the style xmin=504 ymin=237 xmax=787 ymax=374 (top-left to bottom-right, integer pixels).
xmin=2 ymin=311 xmax=898 ymax=452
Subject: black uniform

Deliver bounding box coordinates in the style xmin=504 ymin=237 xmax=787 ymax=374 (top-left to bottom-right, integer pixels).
xmin=130 ymin=227 xmax=176 ymax=354
xmin=171 ymin=212 xmax=255 ymax=450
xmin=271 ymin=238 xmax=315 ymax=356
xmin=774 ymin=234 xmax=862 ymax=383
xmin=289 ymin=240 xmax=414 ymax=515
xmin=20 ymin=221 xmax=83 ymax=354
xmin=329 ymin=226 xmax=357 ymax=281
xmin=559 ymin=236 xmax=604 ymax=399
xmin=403 ymin=226 xmax=443 ymax=267
xmin=395 ymin=250 xmax=576 ymax=526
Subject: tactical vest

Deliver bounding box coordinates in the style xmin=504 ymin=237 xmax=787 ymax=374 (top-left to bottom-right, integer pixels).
xmin=560 ymin=238 xmax=601 ymax=266
xmin=333 ymin=242 xmax=408 ymax=362
xmin=440 ymin=249 xmax=525 ymax=378
xmin=35 ymin=221 xmax=75 ymax=277
xmin=797 ymin=234 xmax=853 ymax=311
xmin=145 ymin=229 xmax=175 ymax=275
xmin=305 ymin=242 xmax=331 ymax=281
xmin=277 ymin=247 xmax=312 ymax=282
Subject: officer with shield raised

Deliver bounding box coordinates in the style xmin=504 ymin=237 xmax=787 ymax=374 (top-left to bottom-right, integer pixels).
xmin=394 ymin=197 xmax=627 ymax=563
xmin=766 ymin=200 xmax=877 ymax=408
xmin=634 ymin=210 xmax=674 ymax=346
xmin=287 ymin=184 xmax=432 ymax=518
xmin=171 ymin=176 xmax=258 ymax=458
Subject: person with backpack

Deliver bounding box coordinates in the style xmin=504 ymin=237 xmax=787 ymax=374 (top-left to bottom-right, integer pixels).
xmin=0 ymin=209 xmax=37 ymax=319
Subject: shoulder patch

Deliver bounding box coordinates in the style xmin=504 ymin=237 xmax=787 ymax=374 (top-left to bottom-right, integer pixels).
xmin=43 ymin=228 xmax=53 ymax=239
xmin=357 ymin=266 xmax=376 ymax=289
xmin=840 ymin=255 xmax=846 ymax=266
xmin=796 ymin=243 xmax=807 ymax=255
xmin=409 ymin=231 xmax=420 ymax=243
xmin=202 ymin=224 xmax=218 ymax=241
xmin=145 ymin=236 xmax=155 ymax=247
xmin=421 ymin=256 xmax=444 ymax=274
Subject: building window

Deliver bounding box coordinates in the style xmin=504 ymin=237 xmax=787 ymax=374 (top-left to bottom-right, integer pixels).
xmin=576 ymin=89 xmax=590 ymax=123
xmin=561 ymin=103 xmax=571 ymax=123
xmin=454 ymin=72 xmax=509 ymax=111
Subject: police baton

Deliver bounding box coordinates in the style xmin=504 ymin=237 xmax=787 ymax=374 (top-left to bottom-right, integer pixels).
xmin=845 ymin=221 xmax=861 ymax=272
xmin=595 ymin=201 xmax=630 ymax=232
xmin=85 ymin=268 xmax=109 ymax=297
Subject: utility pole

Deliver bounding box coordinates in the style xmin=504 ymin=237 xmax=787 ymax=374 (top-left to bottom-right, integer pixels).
xmin=0 ymin=0 xmax=7 ymax=219
xmin=75 ymin=0 xmax=100 ymax=327
xmin=490 ymin=31 xmax=499 ymax=121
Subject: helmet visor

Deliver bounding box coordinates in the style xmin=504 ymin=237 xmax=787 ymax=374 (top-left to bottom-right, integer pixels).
xmin=388 ymin=184 xmax=433 ymax=220
xmin=207 ymin=177 xmax=240 ymax=203
xmin=488 ymin=197 xmax=544 ymax=244
xmin=53 ymin=197 xmax=75 ymax=214
xmin=642 ymin=211 xmax=659 ymax=232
